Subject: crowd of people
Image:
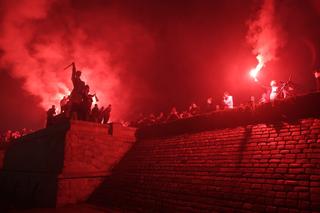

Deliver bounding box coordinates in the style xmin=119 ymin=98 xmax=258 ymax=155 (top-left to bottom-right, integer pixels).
xmin=46 ymin=68 xmax=320 ymax=128
xmin=46 ymin=62 xmax=112 ymax=127
xmin=0 ymin=128 xmax=33 ymax=143
xmin=132 ymin=92 xmax=243 ymax=127
xmin=1 ymin=65 xmax=318 ymax=143
xmin=131 ymin=76 xmax=310 ymax=127
xmin=2 ymin=67 xmax=319 ymax=141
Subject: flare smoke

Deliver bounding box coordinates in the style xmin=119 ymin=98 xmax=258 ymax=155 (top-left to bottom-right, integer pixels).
xmin=247 ymin=0 xmax=286 ymax=79
xmin=0 ymin=0 xmax=155 ymax=120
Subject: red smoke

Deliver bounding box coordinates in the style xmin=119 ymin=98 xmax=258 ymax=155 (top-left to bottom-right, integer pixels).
xmin=247 ymin=0 xmax=286 ymax=81
xmin=249 ymin=54 xmax=264 ymax=82
xmin=0 ymin=0 xmax=155 ymax=121
xmin=1 ymin=0 xmax=320 ymax=132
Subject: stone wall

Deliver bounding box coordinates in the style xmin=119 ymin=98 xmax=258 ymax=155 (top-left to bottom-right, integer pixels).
xmin=0 ymin=121 xmax=136 ymax=209
xmin=56 ymin=122 xmax=136 ymax=206
xmin=90 ymin=118 xmax=320 ymax=212
xmin=89 ymin=93 xmax=320 ymax=212
xmin=1 ymin=92 xmax=320 ymax=212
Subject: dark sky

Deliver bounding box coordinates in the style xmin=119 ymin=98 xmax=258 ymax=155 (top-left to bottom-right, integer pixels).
xmin=0 ymin=0 xmax=320 ymax=132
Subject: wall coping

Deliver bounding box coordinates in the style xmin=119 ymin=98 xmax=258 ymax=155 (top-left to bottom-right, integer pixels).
xmin=136 ymin=92 xmax=320 ymax=139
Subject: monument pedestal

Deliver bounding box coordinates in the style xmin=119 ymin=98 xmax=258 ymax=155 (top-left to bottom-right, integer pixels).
xmin=0 ymin=121 xmax=136 ymax=208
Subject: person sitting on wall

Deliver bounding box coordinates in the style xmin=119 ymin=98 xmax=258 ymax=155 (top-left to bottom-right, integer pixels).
xmin=156 ymin=112 xmax=166 ymax=123
xmin=188 ymin=102 xmax=200 ymax=116
xmin=167 ymin=107 xmax=180 ymax=122
xmin=146 ymin=113 xmax=156 ymax=125
xmin=180 ymin=110 xmax=192 ymax=119
xmin=204 ymin=97 xmax=215 ymax=113
xmin=223 ymin=91 xmax=233 ymax=109
xmin=11 ymin=131 xmax=21 ymax=140
xmin=46 ymin=105 xmax=56 ymax=127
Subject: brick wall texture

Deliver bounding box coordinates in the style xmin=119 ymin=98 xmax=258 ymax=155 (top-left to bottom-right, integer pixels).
xmin=0 ymin=121 xmax=136 ymax=208
xmin=90 ymin=118 xmax=320 ymax=212
xmin=57 ymin=122 xmax=136 ymax=206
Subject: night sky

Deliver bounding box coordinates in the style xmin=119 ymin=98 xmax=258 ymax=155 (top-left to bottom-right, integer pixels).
xmin=0 ymin=0 xmax=320 ymax=132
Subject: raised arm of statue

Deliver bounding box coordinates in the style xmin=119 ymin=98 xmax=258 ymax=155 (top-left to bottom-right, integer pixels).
xmin=71 ymin=62 xmax=76 ymax=82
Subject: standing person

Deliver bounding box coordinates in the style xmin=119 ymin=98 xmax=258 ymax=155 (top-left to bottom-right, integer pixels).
xmin=98 ymin=106 xmax=105 ymax=123
xmin=204 ymin=97 xmax=215 ymax=113
xmin=102 ymin=104 xmax=112 ymax=124
xmin=91 ymin=104 xmax=100 ymax=122
xmin=83 ymin=85 xmax=98 ymax=121
xmin=223 ymin=92 xmax=233 ymax=109
xmin=46 ymin=105 xmax=56 ymax=127
xmin=60 ymin=96 xmax=69 ymax=114
xmin=249 ymin=96 xmax=256 ymax=110
xmin=269 ymin=80 xmax=278 ymax=101
xmin=314 ymin=70 xmax=320 ymax=91
xmin=64 ymin=96 xmax=72 ymax=118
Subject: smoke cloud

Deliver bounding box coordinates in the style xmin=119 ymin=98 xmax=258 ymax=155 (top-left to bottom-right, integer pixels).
xmin=246 ymin=0 xmax=286 ymax=66
xmin=1 ymin=0 xmax=320 ymax=131
xmin=0 ymin=0 xmax=155 ymax=121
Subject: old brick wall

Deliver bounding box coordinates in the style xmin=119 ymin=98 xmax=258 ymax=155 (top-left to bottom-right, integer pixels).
xmin=56 ymin=122 xmax=136 ymax=206
xmin=0 ymin=121 xmax=136 ymax=209
xmin=90 ymin=118 xmax=320 ymax=212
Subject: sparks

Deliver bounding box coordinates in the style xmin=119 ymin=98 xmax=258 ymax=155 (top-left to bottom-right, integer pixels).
xmin=249 ymin=54 xmax=264 ymax=82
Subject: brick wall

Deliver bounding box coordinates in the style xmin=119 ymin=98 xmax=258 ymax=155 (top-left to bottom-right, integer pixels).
xmin=89 ymin=118 xmax=320 ymax=212
xmin=0 ymin=121 xmax=136 ymax=208
xmin=56 ymin=122 xmax=136 ymax=206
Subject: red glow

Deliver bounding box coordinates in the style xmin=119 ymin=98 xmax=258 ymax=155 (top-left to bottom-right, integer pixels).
xmin=0 ymin=0 xmax=155 ymax=122
xmin=249 ymin=54 xmax=264 ymax=82
xmin=247 ymin=0 xmax=285 ymax=83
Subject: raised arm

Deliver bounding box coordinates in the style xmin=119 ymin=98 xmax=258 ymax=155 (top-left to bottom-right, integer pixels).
xmin=71 ymin=62 xmax=76 ymax=82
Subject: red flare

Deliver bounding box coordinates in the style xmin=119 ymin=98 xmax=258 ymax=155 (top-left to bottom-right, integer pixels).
xmin=249 ymin=54 xmax=264 ymax=82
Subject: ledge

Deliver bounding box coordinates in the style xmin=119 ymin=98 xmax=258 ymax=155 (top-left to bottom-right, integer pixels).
xmin=136 ymin=92 xmax=320 ymax=139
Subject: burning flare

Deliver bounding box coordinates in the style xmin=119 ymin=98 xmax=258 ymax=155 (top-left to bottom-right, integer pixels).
xmin=249 ymin=54 xmax=264 ymax=82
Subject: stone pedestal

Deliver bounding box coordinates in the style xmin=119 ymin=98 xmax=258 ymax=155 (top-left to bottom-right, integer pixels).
xmin=0 ymin=121 xmax=136 ymax=208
